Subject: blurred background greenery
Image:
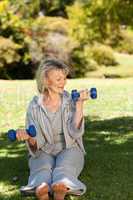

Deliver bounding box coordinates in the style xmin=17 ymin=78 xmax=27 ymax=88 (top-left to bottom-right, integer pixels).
xmin=0 ymin=0 xmax=133 ymax=79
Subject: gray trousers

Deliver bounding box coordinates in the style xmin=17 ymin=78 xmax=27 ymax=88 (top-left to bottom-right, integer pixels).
xmin=27 ymin=146 xmax=86 ymax=195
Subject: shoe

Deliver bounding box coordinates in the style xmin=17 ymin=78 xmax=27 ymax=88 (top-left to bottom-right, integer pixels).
xmin=20 ymin=186 xmax=36 ymax=196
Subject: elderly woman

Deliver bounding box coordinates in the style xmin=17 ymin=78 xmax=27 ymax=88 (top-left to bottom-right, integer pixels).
xmin=17 ymin=58 xmax=88 ymax=200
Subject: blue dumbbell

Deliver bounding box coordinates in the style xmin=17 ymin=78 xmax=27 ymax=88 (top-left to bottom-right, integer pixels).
xmin=71 ymin=87 xmax=97 ymax=102
xmin=7 ymin=125 xmax=36 ymax=142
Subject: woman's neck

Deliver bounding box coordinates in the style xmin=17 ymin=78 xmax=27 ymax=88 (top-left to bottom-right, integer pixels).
xmin=43 ymin=90 xmax=62 ymax=112
xmin=44 ymin=90 xmax=61 ymax=103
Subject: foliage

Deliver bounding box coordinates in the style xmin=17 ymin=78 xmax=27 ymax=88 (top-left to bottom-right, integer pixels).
xmin=116 ymin=29 xmax=133 ymax=54
xmin=0 ymin=0 xmax=133 ymax=79
xmin=0 ymin=0 xmax=73 ymax=79
xmin=71 ymin=43 xmax=118 ymax=77
xmin=67 ymin=1 xmax=120 ymax=44
xmin=0 ymin=0 xmax=37 ymax=79
xmin=67 ymin=0 xmax=133 ymax=44
xmin=115 ymin=0 xmax=133 ymax=26
xmin=0 ymin=37 xmax=21 ymax=67
xmin=9 ymin=0 xmax=76 ymax=17
xmin=0 ymin=37 xmax=21 ymax=79
xmin=9 ymin=0 xmax=40 ymax=18
xmin=0 ymin=0 xmax=28 ymax=40
xmin=85 ymin=43 xmax=118 ymax=66
xmin=86 ymin=53 xmax=133 ymax=78
xmin=71 ymin=47 xmax=99 ymax=77
xmin=37 ymin=0 xmax=76 ymax=17
xmin=26 ymin=16 xmax=72 ymax=64
xmin=66 ymin=0 xmax=133 ymax=76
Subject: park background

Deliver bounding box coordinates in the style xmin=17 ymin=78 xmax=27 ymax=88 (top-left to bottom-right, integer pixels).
xmin=0 ymin=0 xmax=133 ymax=200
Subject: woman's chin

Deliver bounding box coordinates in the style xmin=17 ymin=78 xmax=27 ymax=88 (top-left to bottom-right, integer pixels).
xmin=58 ymin=89 xmax=64 ymax=94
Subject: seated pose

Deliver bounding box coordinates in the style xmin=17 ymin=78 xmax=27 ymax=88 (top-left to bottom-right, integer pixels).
xmin=17 ymin=58 xmax=88 ymax=200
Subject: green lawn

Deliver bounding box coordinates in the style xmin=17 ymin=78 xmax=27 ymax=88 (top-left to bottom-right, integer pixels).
xmin=87 ymin=53 xmax=133 ymax=78
xmin=0 ymin=79 xmax=133 ymax=200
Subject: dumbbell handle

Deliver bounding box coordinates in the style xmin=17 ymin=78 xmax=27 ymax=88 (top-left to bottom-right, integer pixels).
xmin=71 ymin=87 xmax=97 ymax=102
xmin=7 ymin=125 xmax=36 ymax=142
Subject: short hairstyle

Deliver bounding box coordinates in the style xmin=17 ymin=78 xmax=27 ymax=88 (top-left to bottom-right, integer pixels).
xmin=36 ymin=58 xmax=70 ymax=94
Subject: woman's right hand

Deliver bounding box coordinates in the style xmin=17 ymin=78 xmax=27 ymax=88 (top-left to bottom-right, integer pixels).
xmin=16 ymin=129 xmax=29 ymax=141
xmin=78 ymin=89 xmax=89 ymax=102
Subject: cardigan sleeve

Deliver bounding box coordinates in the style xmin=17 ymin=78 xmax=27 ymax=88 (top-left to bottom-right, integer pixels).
xmin=25 ymin=102 xmax=46 ymax=157
xmin=25 ymin=104 xmax=40 ymax=157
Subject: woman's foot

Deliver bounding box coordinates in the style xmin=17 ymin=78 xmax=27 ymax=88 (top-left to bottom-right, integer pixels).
xmin=52 ymin=183 xmax=69 ymax=200
xmin=35 ymin=183 xmax=49 ymax=200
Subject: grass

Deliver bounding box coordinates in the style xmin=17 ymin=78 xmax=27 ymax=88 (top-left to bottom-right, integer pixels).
xmin=0 ymin=78 xmax=133 ymax=200
xmin=87 ymin=53 xmax=133 ymax=78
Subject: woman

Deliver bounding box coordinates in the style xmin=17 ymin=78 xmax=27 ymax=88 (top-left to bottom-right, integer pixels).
xmin=17 ymin=58 xmax=88 ymax=200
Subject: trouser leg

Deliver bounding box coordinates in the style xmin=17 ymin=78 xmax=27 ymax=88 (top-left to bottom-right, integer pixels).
xmin=52 ymin=147 xmax=86 ymax=195
xmin=28 ymin=152 xmax=55 ymax=189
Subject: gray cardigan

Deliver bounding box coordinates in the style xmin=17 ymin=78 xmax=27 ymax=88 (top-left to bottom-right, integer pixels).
xmin=25 ymin=91 xmax=86 ymax=157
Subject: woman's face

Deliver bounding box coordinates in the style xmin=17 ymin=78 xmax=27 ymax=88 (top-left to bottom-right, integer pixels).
xmin=46 ymin=69 xmax=67 ymax=94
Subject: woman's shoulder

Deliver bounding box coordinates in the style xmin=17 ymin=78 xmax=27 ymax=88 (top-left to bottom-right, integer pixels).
xmin=63 ymin=90 xmax=70 ymax=98
xmin=62 ymin=90 xmax=75 ymax=108
xmin=27 ymin=95 xmax=39 ymax=111
xmin=62 ymin=90 xmax=72 ymax=103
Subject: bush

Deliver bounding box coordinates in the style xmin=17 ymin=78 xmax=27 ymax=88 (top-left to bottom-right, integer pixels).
xmin=70 ymin=43 xmax=118 ymax=77
xmin=27 ymin=16 xmax=70 ymax=63
xmin=71 ymin=48 xmax=86 ymax=77
xmin=0 ymin=37 xmax=21 ymax=68
xmin=116 ymin=29 xmax=133 ymax=54
xmin=71 ymin=47 xmax=98 ymax=77
xmin=35 ymin=16 xmax=69 ymax=34
xmin=87 ymin=43 xmax=118 ymax=66
xmin=0 ymin=36 xmax=22 ymax=79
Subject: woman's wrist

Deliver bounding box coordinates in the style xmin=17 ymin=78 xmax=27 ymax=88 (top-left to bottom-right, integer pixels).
xmin=76 ymin=100 xmax=84 ymax=111
xmin=75 ymin=101 xmax=84 ymax=122
xmin=28 ymin=137 xmax=36 ymax=146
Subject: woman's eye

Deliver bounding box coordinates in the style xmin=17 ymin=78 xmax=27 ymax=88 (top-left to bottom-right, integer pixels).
xmin=56 ymin=77 xmax=66 ymax=81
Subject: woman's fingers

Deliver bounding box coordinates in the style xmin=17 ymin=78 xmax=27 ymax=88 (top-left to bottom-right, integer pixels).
xmin=16 ymin=129 xmax=29 ymax=141
xmin=79 ymin=89 xmax=89 ymax=101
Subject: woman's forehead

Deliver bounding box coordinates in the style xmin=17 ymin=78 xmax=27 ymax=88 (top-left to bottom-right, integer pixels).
xmin=47 ymin=69 xmax=66 ymax=77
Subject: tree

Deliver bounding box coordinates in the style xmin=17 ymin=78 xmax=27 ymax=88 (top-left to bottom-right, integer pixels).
xmin=67 ymin=0 xmax=133 ymax=44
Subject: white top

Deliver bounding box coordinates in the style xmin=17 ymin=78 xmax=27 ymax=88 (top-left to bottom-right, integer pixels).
xmin=45 ymin=105 xmax=66 ymax=155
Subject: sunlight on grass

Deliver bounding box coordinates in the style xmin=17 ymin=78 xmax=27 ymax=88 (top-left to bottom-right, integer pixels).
xmin=109 ymin=133 xmax=133 ymax=145
xmin=115 ymin=53 xmax=133 ymax=67
xmin=0 ymin=182 xmax=18 ymax=196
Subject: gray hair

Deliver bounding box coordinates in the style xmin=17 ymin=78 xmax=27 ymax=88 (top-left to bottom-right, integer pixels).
xmin=36 ymin=58 xmax=70 ymax=94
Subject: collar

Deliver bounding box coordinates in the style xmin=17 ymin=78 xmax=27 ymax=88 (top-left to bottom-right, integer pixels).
xmin=36 ymin=90 xmax=71 ymax=111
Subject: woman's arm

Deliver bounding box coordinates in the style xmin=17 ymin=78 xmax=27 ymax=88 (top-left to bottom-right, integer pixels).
xmin=16 ymin=129 xmax=37 ymax=152
xmin=67 ymin=89 xmax=88 ymax=139
xmin=74 ymin=101 xmax=84 ymax=129
xmin=74 ymin=89 xmax=88 ymax=129
xmin=25 ymin=105 xmax=38 ymax=154
xmin=27 ymin=137 xmax=37 ymax=152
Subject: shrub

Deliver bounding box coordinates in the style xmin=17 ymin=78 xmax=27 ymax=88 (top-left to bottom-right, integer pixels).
xmin=0 ymin=36 xmax=22 ymax=79
xmin=71 ymin=47 xmax=98 ymax=77
xmin=116 ymin=29 xmax=133 ymax=54
xmin=27 ymin=16 xmax=70 ymax=63
xmin=0 ymin=37 xmax=21 ymax=68
xmin=36 ymin=16 xmax=69 ymax=34
xmin=70 ymin=43 xmax=118 ymax=77
xmin=87 ymin=43 xmax=118 ymax=66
